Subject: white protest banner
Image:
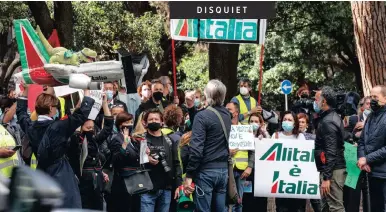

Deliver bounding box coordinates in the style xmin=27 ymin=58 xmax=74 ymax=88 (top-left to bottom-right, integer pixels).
xmin=88 ymin=89 xmax=104 ymax=120
xmin=254 ymin=139 xmax=320 ymax=199
xmin=229 ymin=125 xmax=255 ymax=150
xmin=53 ymin=85 xmax=81 ymax=97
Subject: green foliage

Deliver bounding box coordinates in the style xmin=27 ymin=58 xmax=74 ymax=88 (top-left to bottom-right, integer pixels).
xmin=177 ymin=48 xmax=209 ymax=91
xmin=0 ymin=2 xmax=30 ymax=33
xmin=73 ymin=2 xmax=165 ymax=65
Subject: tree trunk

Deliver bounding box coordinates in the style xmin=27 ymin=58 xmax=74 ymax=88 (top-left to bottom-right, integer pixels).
xmin=209 ymin=43 xmax=240 ymax=103
xmin=26 ymin=1 xmax=54 ymax=38
xmin=351 ymin=1 xmax=386 ymax=96
xmin=54 ymin=2 xmax=74 ymax=48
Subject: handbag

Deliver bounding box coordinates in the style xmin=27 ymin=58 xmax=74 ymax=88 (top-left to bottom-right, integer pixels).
xmin=123 ymin=167 xmax=153 ymax=195
xmin=207 ymin=106 xmax=239 ymax=204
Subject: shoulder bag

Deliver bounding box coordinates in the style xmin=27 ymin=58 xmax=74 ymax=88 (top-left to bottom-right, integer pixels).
xmin=207 ymin=106 xmax=239 ymax=204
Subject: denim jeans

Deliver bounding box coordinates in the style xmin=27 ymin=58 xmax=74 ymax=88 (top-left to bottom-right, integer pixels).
xmin=232 ymin=171 xmax=245 ymax=212
xmin=194 ymin=168 xmax=228 ymax=212
xmin=141 ymin=189 xmax=171 ymax=212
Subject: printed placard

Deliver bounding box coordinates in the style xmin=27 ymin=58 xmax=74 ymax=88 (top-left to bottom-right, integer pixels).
xmin=88 ymin=89 xmax=103 ymax=120
xmin=229 ymin=125 xmax=255 ymax=150
xmin=254 ymin=139 xmax=320 ymax=199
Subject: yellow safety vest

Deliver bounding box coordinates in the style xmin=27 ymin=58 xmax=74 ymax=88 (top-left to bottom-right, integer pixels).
xmin=0 ymin=125 xmax=20 ymax=177
xmin=161 ymin=128 xmax=174 ymax=136
xmin=58 ymin=97 xmax=66 ymax=118
xmin=236 ymin=95 xmax=257 ymax=124
xmin=30 ymin=153 xmax=37 ymax=170
xmin=232 ymin=122 xmax=250 ymax=170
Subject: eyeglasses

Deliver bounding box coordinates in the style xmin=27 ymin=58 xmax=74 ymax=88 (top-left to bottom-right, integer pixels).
xmin=111 ymin=104 xmax=124 ymax=108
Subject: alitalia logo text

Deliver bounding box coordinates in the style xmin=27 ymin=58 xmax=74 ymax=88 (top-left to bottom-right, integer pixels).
xmin=173 ymin=19 xmax=258 ymax=41
xmin=271 ymin=171 xmax=318 ymax=195
xmin=260 ymin=143 xmax=315 ymax=162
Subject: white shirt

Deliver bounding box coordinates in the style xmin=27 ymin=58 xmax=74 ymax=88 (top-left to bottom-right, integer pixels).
xmin=272 ymin=132 xmax=306 ymax=140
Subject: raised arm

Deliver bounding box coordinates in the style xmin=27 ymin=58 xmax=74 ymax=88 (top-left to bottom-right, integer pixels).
xmin=95 ymin=93 xmax=113 ymax=144
xmin=16 ymin=85 xmax=32 ymax=132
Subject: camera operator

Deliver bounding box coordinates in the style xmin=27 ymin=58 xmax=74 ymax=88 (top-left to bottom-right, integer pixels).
xmin=142 ymin=108 xmax=182 ymax=212
xmin=292 ymin=84 xmax=315 ymax=131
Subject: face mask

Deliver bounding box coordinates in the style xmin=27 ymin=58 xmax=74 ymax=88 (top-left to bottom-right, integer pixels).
xmin=106 ymin=90 xmax=114 ymax=101
xmin=113 ymin=119 xmax=118 ymax=133
xmin=147 ymin=122 xmax=161 ymax=132
xmin=142 ymin=90 xmax=151 ymax=98
xmin=83 ymin=130 xmax=94 ymax=139
xmin=153 ymin=92 xmax=164 ymax=101
xmin=185 ymin=119 xmax=191 ymax=128
xmin=282 ymin=121 xmax=294 ymax=132
xmin=363 ymin=109 xmax=372 ymax=116
xmin=121 ymin=125 xmax=133 ymax=133
xmin=252 ymin=123 xmax=260 ymax=131
xmin=301 ymin=94 xmax=309 ymax=98
xmin=240 ymin=87 xmax=249 ymax=96
xmin=53 ymin=110 xmax=59 ymax=120
xmin=371 ymin=99 xmax=381 ymax=112
xmin=194 ymin=99 xmax=201 ymax=107
xmin=313 ymin=101 xmax=321 ymax=113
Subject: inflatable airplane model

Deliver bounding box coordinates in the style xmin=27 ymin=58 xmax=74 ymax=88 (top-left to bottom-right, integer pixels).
xmin=12 ymin=19 xmax=149 ymax=90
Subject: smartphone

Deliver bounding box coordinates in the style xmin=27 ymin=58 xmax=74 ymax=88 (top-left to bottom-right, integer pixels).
xmin=12 ymin=145 xmax=22 ymax=151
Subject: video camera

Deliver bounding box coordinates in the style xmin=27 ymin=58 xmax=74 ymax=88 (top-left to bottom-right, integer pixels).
xmin=335 ymin=91 xmax=360 ymax=118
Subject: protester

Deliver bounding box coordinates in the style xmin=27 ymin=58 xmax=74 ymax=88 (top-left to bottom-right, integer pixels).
xmin=345 ymin=96 xmax=371 ymax=142
xmin=357 ymin=85 xmax=386 ymax=212
xmin=161 ymin=104 xmax=184 ymax=136
xmin=314 ymin=87 xmax=346 ymax=212
xmin=68 ymin=93 xmax=113 ymax=210
xmin=273 ymin=111 xmax=307 ymax=212
xmin=298 ymin=112 xmax=316 ymax=140
xmin=159 ymin=76 xmax=173 ymax=100
xmin=231 ymin=78 xmax=261 ymax=124
xmin=226 ymin=102 xmax=254 ymax=212
xmin=142 ymin=108 xmax=182 ymax=212
xmin=16 ymin=84 xmax=94 ymax=208
xmin=109 ymin=112 xmax=141 ymax=212
xmin=243 ymin=113 xmax=269 ymax=212
xmin=135 ymin=79 xmax=169 ymax=127
xmin=104 ymin=81 xmax=128 ymax=111
xmin=194 ymin=89 xmax=204 ymax=110
xmin=184 ymin=79 xmax=230 ymax=212
xmin=137 ymin=80 xmax=152 ymax=103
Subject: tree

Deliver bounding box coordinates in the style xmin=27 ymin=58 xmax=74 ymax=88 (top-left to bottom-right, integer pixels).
xmin=209 ymin=43 xmax=239 ymax=102
xmin=351 ymin=1 xmax=386 ymax=96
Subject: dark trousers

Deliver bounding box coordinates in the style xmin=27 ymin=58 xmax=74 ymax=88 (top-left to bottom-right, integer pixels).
xmin=79 ymin=174 xmax=104 ymax=210
xmin=275 ymin=198 xmax=306 ymax=212
xmin=343 ymin=172 xmax=370 ymax=212
xmin=242 ymin=171 xmax=268 ymax=212
xmin=369 ymin=176 xmax=386 ymax=212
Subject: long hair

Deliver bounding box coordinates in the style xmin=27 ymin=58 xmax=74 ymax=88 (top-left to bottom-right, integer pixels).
xmin=279 ymin=111 xmax=300 ymax=138
xmin=248 ymin=113 xmax=266 ymax=138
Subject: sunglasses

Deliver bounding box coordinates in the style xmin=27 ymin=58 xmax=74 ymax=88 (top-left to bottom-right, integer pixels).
xmin=112 ymin=104 xmax=124 ymax=108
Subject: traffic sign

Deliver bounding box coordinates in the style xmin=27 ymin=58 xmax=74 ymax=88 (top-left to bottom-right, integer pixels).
xmin=281 ymin=80 xmax=292 ymax=95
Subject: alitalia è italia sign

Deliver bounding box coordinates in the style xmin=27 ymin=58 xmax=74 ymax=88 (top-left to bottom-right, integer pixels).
xmin=170 ymin=19 xmax=267 ymax=44
xmin=254 ymin=139 xmax=321 ymax=199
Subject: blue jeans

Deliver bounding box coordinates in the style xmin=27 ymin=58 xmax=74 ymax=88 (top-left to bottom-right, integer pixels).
xmin=232 ymin=171 xmax=245 ymax=212
xmin=141 ymin=189 xmax=171 ymax=212
xmin=194 ymin=168 xmax=228 ymax=212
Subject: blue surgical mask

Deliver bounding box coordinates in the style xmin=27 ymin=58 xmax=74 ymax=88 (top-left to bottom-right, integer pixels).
xmin=363 ymin=109 xmax=372 ymax=116
xmin=194 ymin=99 xmax=201 ymax=107
xmin=53 ymin=110 xmax=59 ymax=120
xmin=106 ymin=90 xmax=114 ymax=101
xmin=252 ymin=123 xmax=260 ymax=131
xmin=282 ymin=121 xmax=294 ymax=132
xmin=313 ymin=101 xmax=321 ymax=113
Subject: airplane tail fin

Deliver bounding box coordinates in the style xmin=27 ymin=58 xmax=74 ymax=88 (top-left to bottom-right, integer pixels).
xmin=13 ymin=19 xmax=62 ymax=86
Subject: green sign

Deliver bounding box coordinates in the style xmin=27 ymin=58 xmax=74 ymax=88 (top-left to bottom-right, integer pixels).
xmin=344 ymin=142 xmax=361 ymax=189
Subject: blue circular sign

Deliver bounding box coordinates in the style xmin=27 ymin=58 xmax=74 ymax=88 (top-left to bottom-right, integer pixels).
xmin=281 ymin=80 xmax=292 ymax=95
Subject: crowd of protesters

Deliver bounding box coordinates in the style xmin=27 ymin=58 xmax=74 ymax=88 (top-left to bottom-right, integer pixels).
xmin=1 ymin=75 xmax=386 ymax=212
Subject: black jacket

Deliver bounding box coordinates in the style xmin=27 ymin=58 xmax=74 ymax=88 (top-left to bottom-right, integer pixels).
xmin=17 ymin=96 xmax=95 ymax=208
xmin=358 ymin=107 xmax=386 ymax=179
xmin=144 ymin=133 xmax=183 ymax=189
xmin=134 ymin=98 xmax=169 ymax=127
xmin=314 ymin=109 xmax=346 ymax=180
xmin=68 ymin=116 xmax=114 ymax=179
xmin=185 ymin=106 xmax=231 ymax=179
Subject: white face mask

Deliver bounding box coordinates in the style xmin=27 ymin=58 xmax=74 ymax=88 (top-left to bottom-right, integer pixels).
xmin=240 ymin=87 xmax=249 ymax=96
xmin=142 ymin=90 xmax=151 ymax=98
